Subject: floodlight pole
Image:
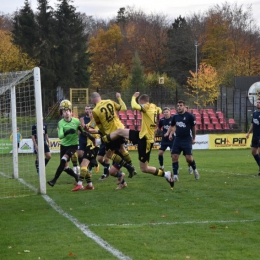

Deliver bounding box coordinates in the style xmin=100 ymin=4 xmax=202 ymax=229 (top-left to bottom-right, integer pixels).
xmin=195 ymin=41 xmax=198 ymax=108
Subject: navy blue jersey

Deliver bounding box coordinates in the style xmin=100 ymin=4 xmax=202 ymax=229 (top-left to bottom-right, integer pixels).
xmin=79 ymin=116 xmax=91 ymax=143
xmin=171 ymin=112 xmax=195 ymax=138
xmin=252 ymin=110 xmax=260 ymax=137
xmin=159 ymin=116 xmax=173 ymax=142
xmin=32 ymin=123 xmax=47 ymax=143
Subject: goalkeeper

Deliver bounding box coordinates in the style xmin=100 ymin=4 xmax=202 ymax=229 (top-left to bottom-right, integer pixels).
xmin=47 ymin=99 xmax=82 ymax=187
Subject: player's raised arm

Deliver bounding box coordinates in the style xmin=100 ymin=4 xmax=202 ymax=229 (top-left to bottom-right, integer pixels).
xmin=116 ymin=92 xmax=127 ymax=111
xmin=131 ymin=92 xmax=141 ymax=110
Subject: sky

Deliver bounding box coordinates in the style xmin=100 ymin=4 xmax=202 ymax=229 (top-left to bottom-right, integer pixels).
xmin=1 ymin=0 xmax=260 ymax=26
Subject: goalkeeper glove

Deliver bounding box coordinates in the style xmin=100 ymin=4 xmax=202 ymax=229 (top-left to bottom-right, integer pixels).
xmin=64 ymin=128 xmax=76 ymax=136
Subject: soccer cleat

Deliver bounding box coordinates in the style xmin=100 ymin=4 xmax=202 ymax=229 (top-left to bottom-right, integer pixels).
xmin=188 ymin=166 xmax=193 ymax=175
xmin=164 ymin=171 xmax=174 ymax=188
xmin=173 ymin=175 xmax=179 ymax=182
xmin=84 ymin=185 xmax=94 ymax=190
xmin=95 ymin=164 xmax=100 ymax=173
xmin=116 ymin=182 xmax=127 ymax=190
xmin=193 ymin=169 xmax=200 ymax=180
xmin=71 ymin=184 xmax=84 ymax=191
xmin=126 ymin=164 xmax=137 ymax=178
xmin=47 ymin=180 xmax=55 ymax=187
xmin=99 ymin=174 xmax=108 ymax=180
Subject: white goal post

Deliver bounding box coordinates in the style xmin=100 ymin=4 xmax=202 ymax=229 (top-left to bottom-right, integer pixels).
xmin=0 ymin=67 xmax=46 ymax=198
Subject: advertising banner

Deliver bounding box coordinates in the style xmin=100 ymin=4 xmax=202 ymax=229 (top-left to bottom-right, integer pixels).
xmin=209 ymin=134 xmax=252 ymax=149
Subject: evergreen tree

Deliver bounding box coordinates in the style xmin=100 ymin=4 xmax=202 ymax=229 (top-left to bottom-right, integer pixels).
xmin=35 ymin=0 xmax=57 ymax=107
xmin=54 ymin=0 xmax=91 ymax=96
xmin=164 ymin=16 xmax=195 ymax=86
xmin=12 ymin=0 xmax=37 ymax=58
xmin=130 ymin=51 xmax=146 ymax=93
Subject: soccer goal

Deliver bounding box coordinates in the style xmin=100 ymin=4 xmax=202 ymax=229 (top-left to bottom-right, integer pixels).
xmin=0 ymin=67 xmax=46 ymax=198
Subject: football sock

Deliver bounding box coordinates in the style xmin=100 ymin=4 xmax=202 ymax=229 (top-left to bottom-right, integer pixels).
xmin=64 ymin=167 xmax=78 ymax=182
xmin=158 ymin=155 xmax=163 ymax=167
xmin=35 ymin=160 xmax=39 ymax=173
xmin=172 ymin=162 xmax=179 ymax=175
xmin=79 ymin=166 xmax=88 ymax=181
xmin=154 ymin=168 xmax=164 ymax=176
xmin=45 ymin=158 xmax=50 ymax=166
xmin=253 ymin=154 xmax=260 ymax=166
xmin=121 ymin=150 xmax=132 ymax=165
xmin=190 ymin=160 xmax=196 ymax=170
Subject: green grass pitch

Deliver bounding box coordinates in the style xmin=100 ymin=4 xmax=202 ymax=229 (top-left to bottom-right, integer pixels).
xmin=0 ymin=149 xmax=260 ymax=259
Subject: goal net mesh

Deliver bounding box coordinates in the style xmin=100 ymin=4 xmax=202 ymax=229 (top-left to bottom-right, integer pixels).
xmin=0 ymin=69 xmax=40 ymax=198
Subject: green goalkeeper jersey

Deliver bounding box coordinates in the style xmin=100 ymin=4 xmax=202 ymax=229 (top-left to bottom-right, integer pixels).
xmin=58 ymin=117 xmax=80 ymax=146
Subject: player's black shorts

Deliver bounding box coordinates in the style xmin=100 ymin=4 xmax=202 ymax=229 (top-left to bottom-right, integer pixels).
xmin=60 ymin=144 xmax=78 ymax=160
xmin=83 ymin=145 xmax=98 ymax=161
xmin=34 ymin=142 xmax=50 ymax=154
xmin=105 ymin=137 xmax=126 ymax=151
xmin=129 ymin=130 xmax=153 ymax=163
xmin=251 ymin=136 xmax=260 ymax=148
xmin=171 ymin=136 xmax=192 ymax=156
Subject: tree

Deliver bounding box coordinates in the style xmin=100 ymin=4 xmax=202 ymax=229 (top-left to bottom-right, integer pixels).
xmin=0 ymin=30 xmax=35 ymax=72
xmin=12 ymin=0 xmax=37 ymax=58
xmin=164 ymin=16 xmax=195 ymax=86
xmin=54 ymin=0 xmax=91 ymax=94
xmin=128 ymin=51 xmax=146 ymax=93
xmin=186 ymin=62 xmax=219 ymax=107
xmin=88 ymin=24 xmax=124 ymax=90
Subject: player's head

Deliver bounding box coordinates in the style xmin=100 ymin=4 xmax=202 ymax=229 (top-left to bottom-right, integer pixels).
xmin=138 ymin=94 xmax=149 ymax=104
xmin=162 ymin=107 xmax=171 ymax=118
xmin=177 ymin=100 xmax=186 ymax=114
xmin=91 ymin=92 xmax=101 ymax=105
xmin=85 ymin=105 xmax=92 ymax=116
xmin=59 ymin=99 xmax=72 ymax=116
xmin=256 ymin=98 xmax=260 ymax=109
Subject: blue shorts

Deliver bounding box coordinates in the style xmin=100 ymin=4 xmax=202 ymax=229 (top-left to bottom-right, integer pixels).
xmin=159 ymin=140 xmax=174 ymax=151
xmin=171 ymin=137 xmax=192 ymax=156
xmin=98 ymin=143 xmax=106 ymax=157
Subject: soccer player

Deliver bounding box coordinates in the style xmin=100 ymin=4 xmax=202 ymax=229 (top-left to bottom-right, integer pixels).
xmin=47 ymin=100 xmax=81 ymax=187
xmin=78 ymin=106 xmax=92 ymax=166
xmin=89 ymin=92 xmax=136 ymax=178
xmin=31 ymin=122 xmax=51 ymax=174
xmin=166 ymin=100 xmax=199 ymax=181
xmin=157 ymin=107 xmax=174 ymax=170
xmin=246 ymin=97 xmax=260 ymax=176
xmin=101 ymin=92 xmax=174 ymax=188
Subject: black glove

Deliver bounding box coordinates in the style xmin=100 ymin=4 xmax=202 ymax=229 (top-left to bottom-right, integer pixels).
xmin=64 ymin=128 xmax=76 ymax=136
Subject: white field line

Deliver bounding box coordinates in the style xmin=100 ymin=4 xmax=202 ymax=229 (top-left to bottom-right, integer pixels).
xmin=88 ymin=219 xmax=258 ymax=227
xmin=15 ymin=177 xmax=132 ymax=260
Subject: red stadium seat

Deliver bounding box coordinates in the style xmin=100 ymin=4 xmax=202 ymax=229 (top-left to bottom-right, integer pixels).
xmin=207 ymin=124 xmax=214 ymax=130
xmin=119 ymin=111 xmax=126 ymax=116
xmin=126 ymin=119 xmax=133 ymax=127
xmin=211 ymin=118 xmax=219 ymax=124
xmin=128 ymin=114 xmax=135 ymax=120
xmin=126 ymin=110 xmax=134 ymax=115
xmin=214 ymin=124 xmax=222 ymax=130
xmin=228 ymin=118 xmax=236 ymax=124
xmin=120 ymin=114 xmax=127 ymax=120
xmin=203 ymin=118 xmax=210 ymax=124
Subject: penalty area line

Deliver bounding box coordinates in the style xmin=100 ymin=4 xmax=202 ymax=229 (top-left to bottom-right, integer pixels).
xmin=88 ymin=219 xmax=259 ymax=227
xmin=17 ymin=177 xmax=132 ymax=260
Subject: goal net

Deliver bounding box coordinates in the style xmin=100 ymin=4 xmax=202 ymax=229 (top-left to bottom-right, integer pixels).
xmin=0 ymin=67 xmax=46 ymax=198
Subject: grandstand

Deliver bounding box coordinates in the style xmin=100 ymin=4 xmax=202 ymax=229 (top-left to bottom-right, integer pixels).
xmin=118 ymin=108 xmax=238 ymax=134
